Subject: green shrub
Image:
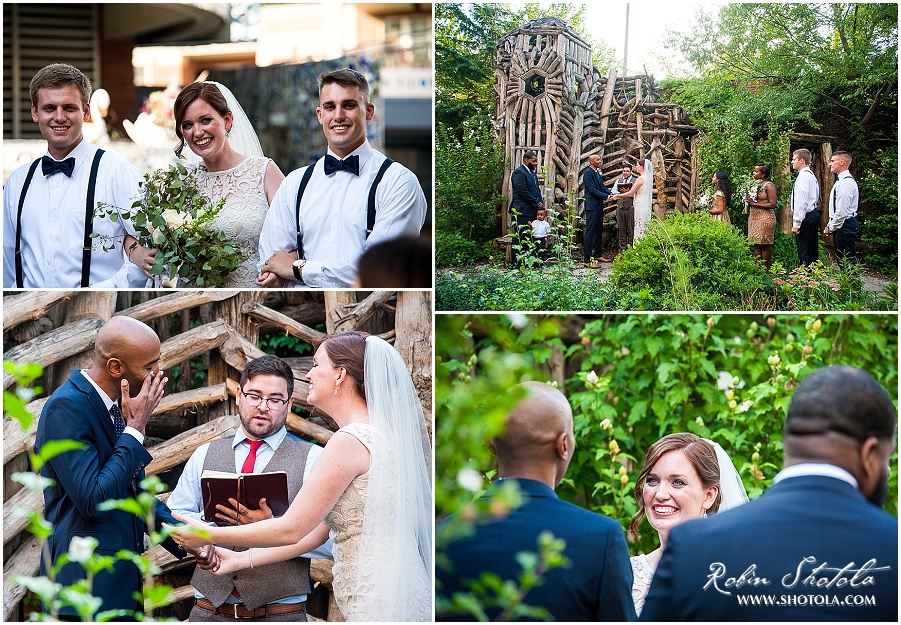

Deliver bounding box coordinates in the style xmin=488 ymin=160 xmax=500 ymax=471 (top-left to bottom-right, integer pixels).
xmin=611 ymin=213 xmax=767 ymax=310
xmin=436 ymin=231 xmax=491 ymax=267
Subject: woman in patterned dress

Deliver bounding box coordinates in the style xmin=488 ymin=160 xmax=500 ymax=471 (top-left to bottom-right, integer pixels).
xmin=745 ymin=163 xmax=778 ymax=269
xmin=170 ymin=332 xmax=432 ymax=621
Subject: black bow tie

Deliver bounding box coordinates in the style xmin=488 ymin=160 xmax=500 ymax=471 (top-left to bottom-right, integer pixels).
xmin=42 ymin=156 xmax=75 ymax=177
xmin=324 ymin=154 xmax=360 ymax=176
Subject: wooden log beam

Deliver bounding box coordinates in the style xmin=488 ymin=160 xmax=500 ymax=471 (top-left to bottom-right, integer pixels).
xmin=3 ymin=397 xmax=47 ymax=466
xmin=287 ymin=413 xmax=334 ymax=446
xmin=311 ymin=558 xmax=335 ymax=584
xmin=4 ymin=488 xmax=43 ymax=545
xmin=3 ymin=535 xmax=41 ymax=621
xmin=333 ymin=291 xmax=396 ymax=332
xmin=240 ymin=302 xmax=327 ymax=346
xmin=3 ymin=317 xmax=104 ymax=389
xmin=118 ymin=291 xmax=238 ymax=323
xmin=145 ymin=414 xmax=241 ymax=476
xmin=160 ymin=319 xmax=231 ymax=370
xmin=3 ymin=292 xmax=73 ymax=330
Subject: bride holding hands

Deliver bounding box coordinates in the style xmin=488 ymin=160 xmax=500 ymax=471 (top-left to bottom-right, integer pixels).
xmin=168 ymin=332 xmax=432 ymax=621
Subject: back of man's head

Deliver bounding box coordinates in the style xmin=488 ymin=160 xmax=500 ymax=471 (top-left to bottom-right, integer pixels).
xmin=492 ymin=382 xmax=574 ymax=487
xmin=785 ymin=366 xmax=895 ymax=443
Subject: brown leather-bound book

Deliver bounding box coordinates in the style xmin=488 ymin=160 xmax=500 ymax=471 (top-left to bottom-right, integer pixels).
xmin=200 ymin=470 xmax=290 ymax=525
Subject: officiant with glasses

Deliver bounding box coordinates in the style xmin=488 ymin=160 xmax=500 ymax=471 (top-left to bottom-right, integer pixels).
xmin=167 ymin=355 xmax=332 ymax=622
xmin=3 ymin=63 xmax=152 ymax=288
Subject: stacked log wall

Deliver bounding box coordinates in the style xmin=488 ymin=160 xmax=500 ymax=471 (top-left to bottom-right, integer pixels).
xmin=2 ymin=290 xmax=433 ymax=622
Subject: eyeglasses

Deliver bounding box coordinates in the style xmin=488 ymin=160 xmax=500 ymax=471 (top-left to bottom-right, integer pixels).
xmin=241 ymin=391 xmax=290 ymax=409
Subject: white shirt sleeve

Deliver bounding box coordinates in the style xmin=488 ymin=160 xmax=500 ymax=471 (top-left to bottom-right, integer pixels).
xmin=3 ymin=165 xmax=27 ymax=287
xmin=166 ymin=443 xmax=213 ymax=523
xmin=257 ymin=167 xmax=305 ymax=278
xmin=827 ymin=175 xmax=858 ymax=231
xmin=302 ymin=165 xmax=426 ymax=287
xmin=791 ymin=169 xmax=818 ymax=228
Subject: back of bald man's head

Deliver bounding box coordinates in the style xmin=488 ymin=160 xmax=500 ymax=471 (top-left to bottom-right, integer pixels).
xmin=493 ymin=381 xmax=573 ymax=464
xmin=94 ymin=316 xmax=159 ymax=363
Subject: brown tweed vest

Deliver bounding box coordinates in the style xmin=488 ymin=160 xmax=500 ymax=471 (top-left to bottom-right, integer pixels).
xmin=190 ymin=434 xmax=312 ymax=609
xmin=616 ymin=175 xmax=636 ymax=210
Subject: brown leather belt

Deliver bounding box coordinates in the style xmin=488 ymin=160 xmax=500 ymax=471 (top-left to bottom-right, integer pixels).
xmin=195 ymin=597 xmax=305 ymax=619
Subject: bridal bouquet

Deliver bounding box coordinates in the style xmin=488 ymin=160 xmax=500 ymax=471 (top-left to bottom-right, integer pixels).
xmin=738 ymin=177 xmax=760 ymax=214
xmin=693 ymin=192 xmax=713 ymax=213
xmin=93 ymin=163 xmax=246 ymax=287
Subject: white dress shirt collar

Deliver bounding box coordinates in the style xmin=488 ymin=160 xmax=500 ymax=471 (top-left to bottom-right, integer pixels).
xmin=45 ymin=138 xmax=93 ymax=174
xmin=79 ymin=369 xmax=115 ymax=411
xmin=326 ymin=139 xmax=373 ymax=163
xmin=772 ymin=462 xmax=858 ymax=489
xmin=232 ymin=425 xmax=289 ymax=452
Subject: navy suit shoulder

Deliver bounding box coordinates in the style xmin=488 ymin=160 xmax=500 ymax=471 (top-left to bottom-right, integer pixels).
xmin=438 ymin=479 xmax=635 ymax=621
xmin=641 ymin=476 xmax=898 ymax=622
xmin=510 ymin=165 xmax=542 ymax=218
xmin=35 ymin=370 xmax=175 ymax=616
xmin=584 ymin=167 xmax=612 ymax=211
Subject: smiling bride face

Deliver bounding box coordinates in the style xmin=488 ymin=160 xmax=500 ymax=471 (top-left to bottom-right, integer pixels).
xmin=629 ymin=433 xmax=721 ymax=541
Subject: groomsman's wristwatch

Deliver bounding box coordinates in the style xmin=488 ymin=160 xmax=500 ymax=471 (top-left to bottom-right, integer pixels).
xmin=292 ymin=258 xmax=306 ymax=280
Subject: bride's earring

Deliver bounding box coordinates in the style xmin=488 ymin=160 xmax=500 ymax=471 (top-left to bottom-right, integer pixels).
xmin=334 ymin=383 xmax=339 ymax=396
xmin=226 ymin=128 xmax=231 ymax=138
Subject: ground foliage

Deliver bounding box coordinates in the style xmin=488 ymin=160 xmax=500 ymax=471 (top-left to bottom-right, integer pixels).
xmin=436 ymin=314 xmax=899 ymax=561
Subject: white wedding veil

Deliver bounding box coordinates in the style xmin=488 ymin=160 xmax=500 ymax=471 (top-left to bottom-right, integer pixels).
xmin=354 ymin=335 xmax=432 ymax=620
xmin=634 ymin=157 xmax=654 ymax=239
xmin=183 ymin=81 xmax=264 ymax=165
xmin=703 ymin=438 xmax=749 ymax=511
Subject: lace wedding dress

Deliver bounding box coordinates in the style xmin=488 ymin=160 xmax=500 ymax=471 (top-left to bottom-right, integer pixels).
xmin=194 ymin=156 xmax=271 ymax=287
xmin=630 ymin=553 xmax=655 ymax=616
xmin=324 ymin=422 xmax=431 ymax=621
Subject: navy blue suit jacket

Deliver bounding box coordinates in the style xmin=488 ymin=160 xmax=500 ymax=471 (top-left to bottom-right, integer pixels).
xmin=438 ymin=478 xmax=636 ymax=621
xmin=641 ymin=475 xmax=898 ymax=621
xmin=510 ymin=165 xmax=542 ymax=219
xmin=35 ymin=371 xmax=180 ymax=618
xmin=584 ymin=167 xmax=612 ymax=212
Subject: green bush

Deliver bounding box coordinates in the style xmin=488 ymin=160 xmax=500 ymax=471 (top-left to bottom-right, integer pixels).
xmin=436 ymin=231 xmax=491 ymax=267
xmin=436 ymin=121 xmax=506 ymax=268
xmin=611 ymin=213 xmax=767 ymax=310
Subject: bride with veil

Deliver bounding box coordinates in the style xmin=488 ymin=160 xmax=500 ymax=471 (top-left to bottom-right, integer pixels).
xmin=168 ymin=332 xmax=433 ymax=621
xmin=626 ymin=433 xmax=748 ymax=615
xmin=633 ymin=157 xmax=654 ymax=240
xmin=148 ymin=81 xmax=284 ymax=286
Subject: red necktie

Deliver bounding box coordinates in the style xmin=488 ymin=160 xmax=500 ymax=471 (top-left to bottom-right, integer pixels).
xmin=232 ymin=439 xmax=265 ymax=598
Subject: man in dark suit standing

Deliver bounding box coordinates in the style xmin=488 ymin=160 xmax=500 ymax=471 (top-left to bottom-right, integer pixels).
xmin=583 ymin=154 xmax=613 ymax=267
xmin=509 ymin=150 xmax=543 ymax=268
xmin=641 ymin=366 xmax=897 ymax=622
xmin=35 ymin=316 xmax=186 ymax=620
xmin=437 ymin=382 xmax=636 ymax=621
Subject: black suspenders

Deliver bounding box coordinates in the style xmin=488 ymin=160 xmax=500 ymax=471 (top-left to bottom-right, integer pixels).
xmin=15 ymin=149 xmax=105 ymax=288
xmin=294 ymin=156 xmax=394 ymax=260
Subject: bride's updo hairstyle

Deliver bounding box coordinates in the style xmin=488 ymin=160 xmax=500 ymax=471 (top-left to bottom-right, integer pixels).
xmin=628 ymin=433 xmax=721 ymax=539
xmin=320 ymin=331 xmax=369 ymax=402
xmin=172 ymin=82 xmax=231 ymax=159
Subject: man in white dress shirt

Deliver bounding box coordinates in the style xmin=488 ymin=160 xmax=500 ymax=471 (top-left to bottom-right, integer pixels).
xmin=789 ymin=148 xmax=821 ymax=267
xmin=823 ymin=150 xmax=859 ymax=267
xmin=3 ymin=63 xmax=150 ymax=288
xmin=167 ymin=355 xmax=332 ymax=621
xmin=255 ymin=68 xmax=427 ymax=288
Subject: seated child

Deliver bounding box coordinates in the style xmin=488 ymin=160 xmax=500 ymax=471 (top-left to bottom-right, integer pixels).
xmin=532 ymin=208 xmax=552 ymax=257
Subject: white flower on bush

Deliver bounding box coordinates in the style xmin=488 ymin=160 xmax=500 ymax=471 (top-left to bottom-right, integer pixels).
xmin=736 ymin=400 xmax=754 ymax=413
xmin=506 ymin=313 xmax=529 ymax=329
xmin=457 ymin=467 xmax=483 ymax=492
xmin=68 ymin=535 xmax=98 ymax=563
xmin=716 ymin=371 xmax=733 ymax=391
xmin=586 ymin=370 xmax=599 ymax=385
xmin=600 ymin=418 xmax=612 ymax=430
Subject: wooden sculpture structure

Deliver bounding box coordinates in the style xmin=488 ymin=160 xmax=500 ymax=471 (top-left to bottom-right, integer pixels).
xmin=496 ymin=17 xmax=700 ymax=240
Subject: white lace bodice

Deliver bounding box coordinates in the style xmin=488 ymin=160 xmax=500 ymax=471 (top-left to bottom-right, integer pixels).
xmin=194 ymin=156 xmax=270 ymax=287
xmin=630 ymin=553 xmax=655 ymax=616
